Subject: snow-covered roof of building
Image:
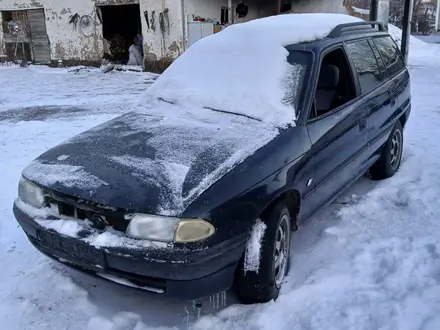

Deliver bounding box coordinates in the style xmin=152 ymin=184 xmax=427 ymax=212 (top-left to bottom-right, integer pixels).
xmin=142 ymin=13 xmax=362 ymax=128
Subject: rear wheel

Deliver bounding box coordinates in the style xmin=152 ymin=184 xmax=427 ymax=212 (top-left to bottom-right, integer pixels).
xmin=369 ymin=121 xmax=404 ymax=180
xmin=236 ymin=201 xmax=292 ymax=304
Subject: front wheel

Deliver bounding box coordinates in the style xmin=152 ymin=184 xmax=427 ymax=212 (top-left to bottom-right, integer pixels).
xmin=235 ymin=201 xmax=292 ymax=304
xmin=369 ymin=121 xmax=404 ymax=180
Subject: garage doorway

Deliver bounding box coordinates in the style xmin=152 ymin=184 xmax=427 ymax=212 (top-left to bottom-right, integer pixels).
xmin=98 ymin=4 xmax=142 ymax=64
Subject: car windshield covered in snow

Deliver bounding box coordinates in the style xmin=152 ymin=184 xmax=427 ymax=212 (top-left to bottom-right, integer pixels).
xmin=142 ymin=14 xmax=362 ymax=128
xmin=282 ymin=51 xmax=312 ymax=115
xmin=149 ymin=50 xmax=311 ymax=124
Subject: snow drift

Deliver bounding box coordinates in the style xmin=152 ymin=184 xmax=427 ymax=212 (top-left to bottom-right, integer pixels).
xmin=388 ymin=24 xmax=428 ymax=49
xmin=387 ymin=24 xmax=440 ymax=67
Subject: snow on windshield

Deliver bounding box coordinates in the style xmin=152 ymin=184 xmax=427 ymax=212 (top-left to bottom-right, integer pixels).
xmin=142 ymin=13 xmax=362 ymax=127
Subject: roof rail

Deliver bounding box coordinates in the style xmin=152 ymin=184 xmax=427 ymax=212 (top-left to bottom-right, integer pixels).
xmin=328 ymin=21 xmax=385 ymax=38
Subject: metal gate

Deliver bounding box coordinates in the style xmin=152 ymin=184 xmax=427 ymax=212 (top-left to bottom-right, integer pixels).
xmin=27 ymin=9 xmax=51 ymax=63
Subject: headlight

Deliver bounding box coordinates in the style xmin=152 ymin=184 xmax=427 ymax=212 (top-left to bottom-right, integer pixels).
xmin=174 ymin=219 xmax=216 ymax=243
xmin=125 ymin=214 xmax=215 ymax=243
xmin=125 ymin=214 xmax=179 ymax=242
xmin=18 ymin=176 xmax=45 ymax=208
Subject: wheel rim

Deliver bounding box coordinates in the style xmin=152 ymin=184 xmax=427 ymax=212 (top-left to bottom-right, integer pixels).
xmin=390 ymin=129 xmax=403 ymax=170
xmin=274 ymin=214 xmax=290 ymax=289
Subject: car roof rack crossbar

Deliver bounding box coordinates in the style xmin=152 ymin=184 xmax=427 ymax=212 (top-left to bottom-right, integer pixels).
xmin=328 ymin=21 xmax=385 ymax=38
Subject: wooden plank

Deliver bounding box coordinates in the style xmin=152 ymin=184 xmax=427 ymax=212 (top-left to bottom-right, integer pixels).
xmin=26 ymin=9 xmax=51 ymax=62
xmin=4 ymin=33 xmax=30 ymax=43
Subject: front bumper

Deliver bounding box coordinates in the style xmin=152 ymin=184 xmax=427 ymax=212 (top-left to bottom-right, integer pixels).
xmin=13 ymin=202 xmax=246 ymax=300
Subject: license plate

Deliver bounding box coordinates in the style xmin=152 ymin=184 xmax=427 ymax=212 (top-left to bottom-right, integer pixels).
xmin=37 ymin=230 xmax=103 ymax=267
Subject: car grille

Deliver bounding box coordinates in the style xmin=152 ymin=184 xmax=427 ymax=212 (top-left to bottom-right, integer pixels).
xmin=45 ymin=193 xmax=129 ymax=232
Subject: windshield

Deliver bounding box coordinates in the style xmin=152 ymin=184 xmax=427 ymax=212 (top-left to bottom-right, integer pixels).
xmin=139 ymin=14 xmax=361 ymax=127
xmin=143 ymin=40 xmax=311 ymax=127
xmin=282 ymin=50 xmax=312 ymax=116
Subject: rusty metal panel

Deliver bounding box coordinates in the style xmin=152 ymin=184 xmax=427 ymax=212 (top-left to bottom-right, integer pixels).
xmin=27 ymin=9 xmax=51 ymax=63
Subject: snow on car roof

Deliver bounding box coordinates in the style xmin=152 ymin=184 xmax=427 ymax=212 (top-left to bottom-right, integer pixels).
xmin=142 ymin=13 xmax=362 ymax=127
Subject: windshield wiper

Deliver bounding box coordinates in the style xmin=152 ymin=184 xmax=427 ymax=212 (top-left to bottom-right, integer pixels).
xmin=203 ymin=106 xmax=262 ymax=122
xmin=157 ymin=98 xmax=261 ymax=122
xmin=157 ymin=97 xmax=175 ymax=105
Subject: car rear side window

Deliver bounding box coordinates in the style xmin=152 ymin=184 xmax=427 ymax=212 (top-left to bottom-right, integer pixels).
xmin=373 ymin=36 xmax=406 ymax=77
xmin=346 ymin=40 xmax=385 ymax=95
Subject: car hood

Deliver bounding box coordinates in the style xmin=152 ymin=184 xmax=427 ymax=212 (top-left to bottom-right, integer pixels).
xmin=22 ymin=103 xmax=280 ymax=216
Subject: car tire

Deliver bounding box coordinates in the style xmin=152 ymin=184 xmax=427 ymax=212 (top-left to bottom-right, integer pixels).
xmin=235 ymin=201 xmax=292 ymax=304
xmin=369 ymin=121 xmax=404 ymax=180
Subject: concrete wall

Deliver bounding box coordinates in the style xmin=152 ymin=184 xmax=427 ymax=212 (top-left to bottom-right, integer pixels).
xmin=0 ymin=0 xmax=184 ymax=65
xmin=0 ymin=0 xmax=103 ymax=62
xmin=183 ymin=0 xmax=275 ymax=25
xmin=233 ymin=1 xmax=276 ymax=23
xmin=141 ymin=0 xmax=183 ymax=68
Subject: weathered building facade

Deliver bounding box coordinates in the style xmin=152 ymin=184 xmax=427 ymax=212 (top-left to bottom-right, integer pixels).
xmin=0 ymin=0 xmax=351 ymax=70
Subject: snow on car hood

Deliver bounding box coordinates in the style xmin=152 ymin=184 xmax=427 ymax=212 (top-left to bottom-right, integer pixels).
xmin=22 ymin=100 xmax=280 ymax=216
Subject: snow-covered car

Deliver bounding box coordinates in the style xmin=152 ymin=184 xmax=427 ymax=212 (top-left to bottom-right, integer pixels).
xmin=13 ymin=13 xmax=411 ymax=304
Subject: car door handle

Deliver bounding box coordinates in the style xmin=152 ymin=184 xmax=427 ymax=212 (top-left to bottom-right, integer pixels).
xmin=359 ymin=119 xmax=367 ymax=131
xmin=388 ymin=91 xmax=396 ymax=106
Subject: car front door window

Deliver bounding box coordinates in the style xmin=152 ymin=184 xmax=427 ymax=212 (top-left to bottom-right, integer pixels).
xmin=309 ymin=47 xmax=357 ymax=120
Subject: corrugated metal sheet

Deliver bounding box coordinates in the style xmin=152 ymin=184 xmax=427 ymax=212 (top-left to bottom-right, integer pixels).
xmin=27 ymin=9 xmax=51 ymax=63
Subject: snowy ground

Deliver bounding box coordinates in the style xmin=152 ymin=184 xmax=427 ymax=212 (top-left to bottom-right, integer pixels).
xmin=2 ymin=42 xmax=440 ymax=330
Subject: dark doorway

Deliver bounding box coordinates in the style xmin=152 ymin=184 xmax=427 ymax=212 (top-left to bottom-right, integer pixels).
xmin=99 ymin=4 xmax=142 ymax=63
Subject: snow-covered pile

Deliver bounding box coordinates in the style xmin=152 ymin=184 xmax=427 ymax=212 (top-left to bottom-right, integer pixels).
xmin=143 ymin=13 xmax=362 ymax=127
xmin=386 ymin=24 xmax=440 ymax=67
xmin=388 ymin=24 xmax=428 ymax=49
xmin=244 ymin=219 xmax=267 ymax=274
